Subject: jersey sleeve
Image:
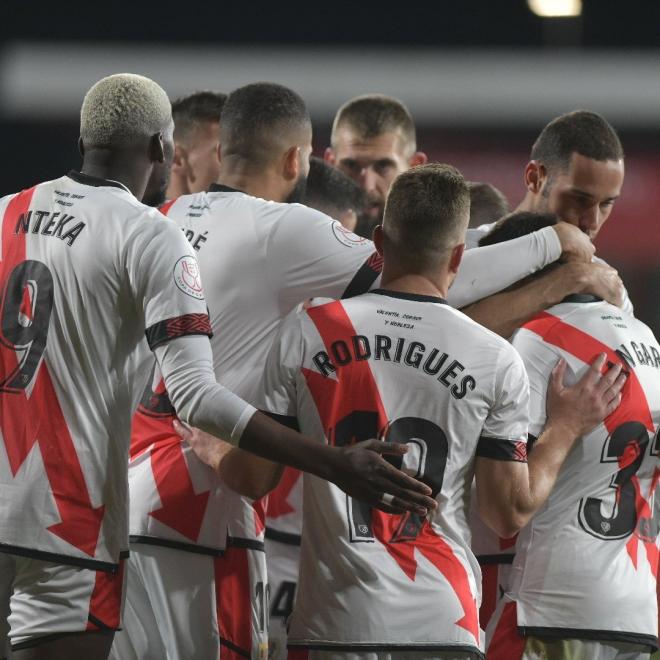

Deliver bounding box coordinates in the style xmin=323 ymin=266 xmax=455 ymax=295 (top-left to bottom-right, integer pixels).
xmin=475 ymin=345 xmax=530 ymax=462
xmin=449 ymin=225 xmax=562 ymax=308
xmin=266 ymin=205 xmax=381 ymax=306
xmin=252 ymin=306 xmax=304 ymax=427
xmin=126 ymin=215 xmax=213 ymax=350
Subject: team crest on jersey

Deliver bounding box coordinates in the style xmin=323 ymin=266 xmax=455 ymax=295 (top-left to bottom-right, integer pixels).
xmin=173 ymin=256 xmax=204 ymax=300
xmin=331 ymin=222 xmax=368 ymax=248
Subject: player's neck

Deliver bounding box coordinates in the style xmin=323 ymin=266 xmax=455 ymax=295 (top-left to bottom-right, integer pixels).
xmin=166 ymin=174 xmax=190 ymax=200
xmin=380 ymin=268 xmax=450 ymax=300
xmin=80 ymin=151 xmax=148 ymax=200
xmin=515 ymin=192 xmax=537 ymax=213
xmin=217 ymin=162 xmax=287 ymax=203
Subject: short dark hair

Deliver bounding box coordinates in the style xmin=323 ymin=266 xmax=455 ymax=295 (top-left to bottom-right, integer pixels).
xmin=304 ymin=157 xmax=366 ymax=219
xmin=479 ymin=211 xmax=558 ymax=247
xmin=467 ymin=182 xmax=509 ymax=228
xmin=172 ymin=91 xmax=227 ymax=144
xmin=332 ymin=94 xmax=417 ymax=155
xmin=220 ymin=82 xmax=311 ymax=165
xmin=530 ymin=110 xmax=624 ymax=172
xmin=383 ymin=164 xmax=469 ymax=271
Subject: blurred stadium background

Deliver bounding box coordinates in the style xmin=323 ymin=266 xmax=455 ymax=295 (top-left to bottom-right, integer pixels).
xmin=1 ymin=0 xmax=658 ymax=333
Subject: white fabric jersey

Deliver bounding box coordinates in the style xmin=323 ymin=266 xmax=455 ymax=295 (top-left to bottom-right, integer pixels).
xmin=0 ymin=172 xmax=231 ymax=572
xmin=255 ymin=291 xmax=530 ymax=653
xmin=128 ymin=187 xmax=378 ymax=552
xmin=128 ymin=186 xmax=561 ymax=552
xmin=508 ymin=298 xmax=660 ymax=649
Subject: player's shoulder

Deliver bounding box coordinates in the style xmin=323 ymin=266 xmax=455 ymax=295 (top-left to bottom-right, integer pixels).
xmin=445 ymin=303 xmax=517 ymax=354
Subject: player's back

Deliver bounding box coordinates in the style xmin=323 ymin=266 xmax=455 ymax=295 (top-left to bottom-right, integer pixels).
xmin=0 ymin=172 xmax=184 ymax=570
xmin=509 ymin=298 xmax=660 ymax=646
xmin=128 ymin=186 xmax=377 ymax=547
xmin=263 ymin=289 xmax=529 ymax=652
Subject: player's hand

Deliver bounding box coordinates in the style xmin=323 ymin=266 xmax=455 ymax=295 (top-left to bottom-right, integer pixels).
xmin=324 ymin=439 xmax=438 ymax=516
xmin=546 ymin=353 xmax=626 ymax=438
xmin=553 ymin=222 xmax=595 ymax=263
xmin=173 ymin=419 xmax=233 ymax=472
xmin=578 ymin=261 xmax=624 ymax=308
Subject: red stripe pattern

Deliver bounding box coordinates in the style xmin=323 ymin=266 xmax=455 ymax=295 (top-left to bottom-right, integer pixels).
xmin=302 ymin=300 xmax=480 ymax=643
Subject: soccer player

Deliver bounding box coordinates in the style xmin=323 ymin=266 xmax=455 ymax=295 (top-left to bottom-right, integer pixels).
xmin=304 ymin=156 xmax=366 ymax=231
xmin=121 ymin=80 xmax=596 ymax=660
xmin=483 ymin=212 xmax=659 ymax=660
xmin=464 ymin=110 xmax=631 ymax=337
xmin=231 ymin=164 xmax=624 ymax=658
xmin=467 ymin=181 xmax=509 ymax=229
xmin=324 ymin=94 xmax=427 ymax=238
xmin=0 ymin=73 xmax=436 ymax=660
xmin=325 ymin=96 xmax=625 ymax=334
xmin=142 ymin=90 xmax=226 ymax=206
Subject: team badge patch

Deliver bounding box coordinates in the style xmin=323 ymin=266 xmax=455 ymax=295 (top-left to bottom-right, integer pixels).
xmin=331 ymin=222 xmax=368 ymax=248
xmin=173 ymin=256 xmax=204 ymax=300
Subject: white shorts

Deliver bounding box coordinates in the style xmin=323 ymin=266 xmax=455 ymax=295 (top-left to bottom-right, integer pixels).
xmin=487 ymin=599 xmax=653 ymax=660
xmin=266 ymin=536 xmax=301 ymax=660
xmin=0 ymin=551 xmax=125 ymax=653
xmin=111 ymin=541 xmax=268 ymax=660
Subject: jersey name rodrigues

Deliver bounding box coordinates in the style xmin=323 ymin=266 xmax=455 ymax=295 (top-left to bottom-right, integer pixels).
xmin=255 ymin=290 xmax=530 ymax=652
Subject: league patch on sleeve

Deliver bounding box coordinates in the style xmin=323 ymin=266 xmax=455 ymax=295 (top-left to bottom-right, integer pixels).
xmin=173 ymin=255 xmax=204 ymax=300
xmin=332 ymin=221 xmax=368 ymax=248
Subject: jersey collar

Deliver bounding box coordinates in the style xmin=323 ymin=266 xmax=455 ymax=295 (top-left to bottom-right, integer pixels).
xmin=561 ymin=293 xmax=603 ymax=303
xmin=208 ymin=183 xmax=245 ymax=194
xmin=372 ymin=288 xmax=448 ymax=305
xmin=67 ymin=170 xmax=131 ymax=193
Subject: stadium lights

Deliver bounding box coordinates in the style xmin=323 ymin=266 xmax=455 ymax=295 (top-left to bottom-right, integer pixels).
xmin=527 ymin=0 xmax=582 ymax=17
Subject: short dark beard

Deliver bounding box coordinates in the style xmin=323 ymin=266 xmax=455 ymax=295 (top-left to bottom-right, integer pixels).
xmin=285 ymin=175 xmax=308 ymax=204
xmin=353 ymin=213 xmax=380 ymax=240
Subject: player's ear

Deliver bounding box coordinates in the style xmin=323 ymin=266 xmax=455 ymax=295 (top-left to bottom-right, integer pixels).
xmin=324 ymin=147 xmax=336 ymax=166
xmin=409 ymin=151 xmax=427 ymax=167
xmin=171 ymin=144 xmax=188 ymax=176
xmin=149 ymin=132 xmax=165 ymax=164
xmin=283 ymin=145 xmax=300 ymax=182
xmin=524 ymin=160 xmax=546 ymax=194
xmin=448 ymin=243 xmax=465 ymax=274
xmin=373 ymin=225 xmax=385 ymax=256
xmin=78 ymin=137 xmax=85 ymax=157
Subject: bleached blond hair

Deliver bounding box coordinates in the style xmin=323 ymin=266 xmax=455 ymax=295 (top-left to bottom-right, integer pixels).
xmin=80 ymin=73 xmax=172 ymax=148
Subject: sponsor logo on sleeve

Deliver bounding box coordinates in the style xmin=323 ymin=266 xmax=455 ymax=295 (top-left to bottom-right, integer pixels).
xmin=173 ymin=256 xmax=204 ymax=300
xmin=331 ymin=221 xmax=368 ymax=248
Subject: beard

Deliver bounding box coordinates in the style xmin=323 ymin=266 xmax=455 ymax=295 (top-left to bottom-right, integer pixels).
xmin=285 ymin=175 xmax=308 ymax=205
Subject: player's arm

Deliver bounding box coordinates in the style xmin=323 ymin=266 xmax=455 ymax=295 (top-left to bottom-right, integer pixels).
xmin=172 ymin=420 xmax=285 ymax=500
xmin=447 ymin=221 xmax=594 ymax=309
xmin=475 ymin=353 xmax=625 ymax=537
xmin=462 ymin=260 xmax=624 ymax=338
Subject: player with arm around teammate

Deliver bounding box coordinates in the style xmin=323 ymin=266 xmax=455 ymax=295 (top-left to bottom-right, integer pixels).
xmin=0 ymin=74 xmax=436 ymax=660
xmin=189 ymin=164 xmax=624 ymax=659
xmin=482 ymin=213 xmax=660 ymax=660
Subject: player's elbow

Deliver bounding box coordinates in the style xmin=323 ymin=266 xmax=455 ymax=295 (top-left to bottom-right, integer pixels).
xmin=479 ymin=504 xmax=528 ymax=539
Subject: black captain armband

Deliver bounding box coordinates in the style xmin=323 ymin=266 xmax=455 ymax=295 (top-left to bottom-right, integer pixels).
xmin=476 ymin=436 xmax=528 ymax=462
xmin=145 ymin=313 xmax=213 ymax=350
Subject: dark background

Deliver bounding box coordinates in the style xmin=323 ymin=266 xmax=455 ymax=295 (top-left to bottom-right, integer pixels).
xmin=1 ymin=0 xmax=658 ymax=332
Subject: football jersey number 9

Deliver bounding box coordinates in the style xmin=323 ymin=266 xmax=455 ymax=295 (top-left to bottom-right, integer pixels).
xmin=0 ymin=260 xmax=53 ymax=392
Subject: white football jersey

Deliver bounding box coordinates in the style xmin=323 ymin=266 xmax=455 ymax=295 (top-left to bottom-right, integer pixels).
xmin=128 ymin=186 xmax=380 ymax=553
xmin=0 ymin=172 xmax=212 ymax=572
xmin=255 ymin=290 xmax=530 ymax=653
xmin=508 ymin=296 xmax=660 ymax=648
